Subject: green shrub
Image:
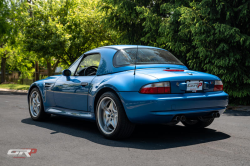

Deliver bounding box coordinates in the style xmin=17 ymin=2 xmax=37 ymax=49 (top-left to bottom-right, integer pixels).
xmin=104 ymin=0 xmax=250 ymax=104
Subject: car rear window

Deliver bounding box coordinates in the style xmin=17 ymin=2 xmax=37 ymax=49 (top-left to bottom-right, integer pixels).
xmin=113 ymin=48 xmax=184 ymax=67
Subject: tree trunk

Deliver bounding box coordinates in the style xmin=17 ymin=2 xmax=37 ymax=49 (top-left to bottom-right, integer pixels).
xmin=35 ymin=61 xmax=39 ymax=81
xmin=1 ymin=56 xmax=7 ymax=83
xmin=52 ymin=60 xmax=60 ymax=75
xmin=27 ymin=0 xmax=38 ymax=81
xmin=27 ymin=0 xmax=33 ymax=17
xmin=47 ymin=61 xmax=52 ymax=76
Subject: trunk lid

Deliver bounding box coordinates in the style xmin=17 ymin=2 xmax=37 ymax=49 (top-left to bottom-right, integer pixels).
xmin=136 ymin=68 xmax=219 ymax=93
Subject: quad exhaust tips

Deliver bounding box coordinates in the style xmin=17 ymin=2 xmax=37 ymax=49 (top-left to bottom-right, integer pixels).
xmin=211 ymin=112 xmax=220 ymax=118
xmin=173 ymin=116 xmax=181 ymax=122
xmin=180 ymin=115 xmax=186 ymax=122
xmin=172 ymin=112 xmax=220 ymax=122
xmin=215 ymin=112 xmax=220 ymax=118
xmin=202 ymin=112 xmax=221 ymax=119
xmin=172 ymin=115 xmax=186 ymax=122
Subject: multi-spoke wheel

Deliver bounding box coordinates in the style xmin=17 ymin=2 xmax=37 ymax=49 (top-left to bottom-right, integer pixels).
xmin=30 ymin=90 xmax=41 ymax=117
xmin=29 ymin=88 xmax=50 ymax=121
xmin=98 ymin=97 xmax=118 ymax=134
xmin=96 ymin=92 xmax=135 ymax=139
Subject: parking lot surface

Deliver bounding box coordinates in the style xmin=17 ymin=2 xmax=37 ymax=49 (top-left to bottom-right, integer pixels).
xmin=0 ymin=93 xmax=250 ymax=166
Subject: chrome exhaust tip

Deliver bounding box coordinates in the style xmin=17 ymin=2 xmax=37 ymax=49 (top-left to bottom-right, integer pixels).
xmin=216 ymin=112 xmax=220 ymax=118
xmin=180 ymin=115 xmax=186 ymax=122
xmin=173 ymin=116 xmax=180 ymax=122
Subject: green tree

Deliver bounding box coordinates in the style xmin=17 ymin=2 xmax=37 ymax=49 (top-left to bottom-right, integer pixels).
xmin=4 ymin=33 xmax=37 ymax=81
xmin=104 ymin=0 xmax=250 ymax=104
xmin=23 ymin=0 xmax=116 ymax=74
xmin=0 ymin=0 xmax=11 ymax=83
xmin=177 ymin=0 xmax=250 ymax=104
xmin=153 ymin=0 xmax=250 ymax=104
xmin=0 ymin=0 xmax=20 ymax=83
xmin=101 ymin=0 xmax=150 ymax=44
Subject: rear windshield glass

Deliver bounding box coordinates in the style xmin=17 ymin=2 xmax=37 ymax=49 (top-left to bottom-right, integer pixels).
xmin=113 ymin=48 xmax=184 ymax=67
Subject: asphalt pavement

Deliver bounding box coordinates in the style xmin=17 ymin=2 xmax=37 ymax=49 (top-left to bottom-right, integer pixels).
xmin=0 ymin=92 xmax=250 ymax=166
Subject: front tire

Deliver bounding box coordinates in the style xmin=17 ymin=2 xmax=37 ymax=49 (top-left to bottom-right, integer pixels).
xmin=181 ymin=118 xmax=214 ymax=128
xmin=96 ymin=92 xmax=135 ymax=139
xmin=29 ymin=87 xmax=50 ymax=121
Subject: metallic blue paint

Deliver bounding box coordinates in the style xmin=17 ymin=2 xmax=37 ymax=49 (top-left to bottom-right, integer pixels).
xmin=27 ymin=45 xmax=229 ymax=124
xmin=52 ymin=75 xmax=95 ymax=111
xmin=119 ymin=91 xmax=228 ymax=123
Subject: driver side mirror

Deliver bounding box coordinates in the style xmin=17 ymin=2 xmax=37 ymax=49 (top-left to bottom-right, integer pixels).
xmin=62 ymin=69 xmax=71 ymax=77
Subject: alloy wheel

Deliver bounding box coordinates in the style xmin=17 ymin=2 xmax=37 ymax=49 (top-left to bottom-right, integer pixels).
xmin=29 ymin=91 xmax=41 ymax=117
xmin=97 ymin=97 xmax=118 ymax=135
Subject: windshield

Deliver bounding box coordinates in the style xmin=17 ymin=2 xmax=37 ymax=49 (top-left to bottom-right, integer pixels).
xmin=113 ymin=48 xmax=184 ymax=67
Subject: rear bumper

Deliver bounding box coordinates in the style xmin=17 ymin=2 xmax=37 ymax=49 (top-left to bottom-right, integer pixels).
xmin=119 ymin=91 xmax=228 ymax=124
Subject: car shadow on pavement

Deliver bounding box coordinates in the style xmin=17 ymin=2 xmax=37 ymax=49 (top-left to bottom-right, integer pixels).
xmin=21 ymin=116 xmax=230 ymax=150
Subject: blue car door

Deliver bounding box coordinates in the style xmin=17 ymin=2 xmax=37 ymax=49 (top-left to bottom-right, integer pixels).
xmin=52 ymin=53 xmax=101 ymax=112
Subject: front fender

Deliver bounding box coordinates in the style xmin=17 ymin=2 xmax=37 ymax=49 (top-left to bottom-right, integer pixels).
xmin=27 ymin=75 xmax=61 ymax=109
xmin=27 ymin=82 xmax=45 ymax=104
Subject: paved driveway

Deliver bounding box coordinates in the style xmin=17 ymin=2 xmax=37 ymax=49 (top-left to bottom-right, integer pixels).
xmin=0 ymin=93 xmax=250 ymax=166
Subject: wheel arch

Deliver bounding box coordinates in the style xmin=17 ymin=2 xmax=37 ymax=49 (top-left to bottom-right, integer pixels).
xmin=93 ymin=87 xmax=125 ymax=116
xmin=27 ymin=83 xmax=44 ymax=104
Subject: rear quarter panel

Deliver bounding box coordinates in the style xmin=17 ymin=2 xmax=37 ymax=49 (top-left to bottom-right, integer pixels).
xmin=88 ymin=71 xmax=160 ymax=113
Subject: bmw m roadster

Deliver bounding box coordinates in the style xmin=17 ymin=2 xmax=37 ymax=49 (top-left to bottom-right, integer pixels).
xmin=28 ymin=45 xmax=228 ymax=139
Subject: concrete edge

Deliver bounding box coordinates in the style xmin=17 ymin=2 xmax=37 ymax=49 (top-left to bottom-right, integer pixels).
xmin=0 ymin=88 xmax=28 ymax=95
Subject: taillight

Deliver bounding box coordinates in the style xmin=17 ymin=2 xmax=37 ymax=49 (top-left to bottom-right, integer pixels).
xmin=139 ymin=82 xmax=171 ymax=94
xmin=214 ymin=80 xmax=223 ymax=91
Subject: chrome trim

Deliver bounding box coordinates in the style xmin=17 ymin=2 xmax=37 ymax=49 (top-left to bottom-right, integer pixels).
xmin=46 ymin=107 xmax=92 ymax=118
xmin=44 ymin=82 xmax=54 ymax=89
xmin=43 ymin=82 xmax=55 ymax=102
xmin=81 ymin=82 xmax=88 ymax=86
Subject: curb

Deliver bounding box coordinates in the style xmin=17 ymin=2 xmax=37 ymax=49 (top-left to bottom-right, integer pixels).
xmin=0 ymin=88 xmax=28 ymax=95
xmin=226 ymin=106 xmax=250 ymax=112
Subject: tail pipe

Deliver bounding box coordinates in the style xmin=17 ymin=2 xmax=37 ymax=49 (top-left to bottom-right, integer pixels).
xmin=216 ymin=112 xmax=220 ymax=118
xmin=172 ymin=116 xmax=181 ymax=122
xmin=212 ymin=112 xmax=216 ymax=118
xmin=202 ymin=112 xmax=220 ymax=119
xmin=209 ymin=112 xmax=220 ymax=118
xmin=172 ymin=115 xmax=186 ymax=122
xmin=180 ymin=115 xmax=186 ymax=122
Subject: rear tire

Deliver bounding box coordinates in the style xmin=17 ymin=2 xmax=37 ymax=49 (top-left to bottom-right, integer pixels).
xmin=181 ymin=118 xmax=214 ymax=128
xmin=29 ymin=87 xmax=50 ymax=121
xmin=96 ymin=92 xmax=135 ymax=139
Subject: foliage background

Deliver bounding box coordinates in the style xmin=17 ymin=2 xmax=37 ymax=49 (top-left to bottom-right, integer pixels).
xmin=0 ymin=0 xmax=249 ymax=104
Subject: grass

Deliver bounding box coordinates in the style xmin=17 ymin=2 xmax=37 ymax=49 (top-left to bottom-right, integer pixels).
xmin=0 ymin=84 xmax=30 ymax=90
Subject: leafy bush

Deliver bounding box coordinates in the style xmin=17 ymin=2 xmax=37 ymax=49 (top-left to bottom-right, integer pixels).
xmin=161 ymin=0 xmax=250 ymax=104
xmin=104 ymin=0 xmax=250 ymax=104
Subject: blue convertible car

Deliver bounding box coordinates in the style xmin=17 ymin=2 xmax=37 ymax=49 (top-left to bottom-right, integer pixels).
xmin=28 ymin=45 xmax=228 ymax=139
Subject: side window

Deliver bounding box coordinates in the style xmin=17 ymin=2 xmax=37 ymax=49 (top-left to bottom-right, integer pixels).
xmin=68 ymin=56 xmax=82 ymax=76
xmin=75 ymin=54 xmax=101 ymax=76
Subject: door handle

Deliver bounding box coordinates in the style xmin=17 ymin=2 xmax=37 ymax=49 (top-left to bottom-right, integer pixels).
xmin=81 ymin=82 xmax=88 ymax=86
